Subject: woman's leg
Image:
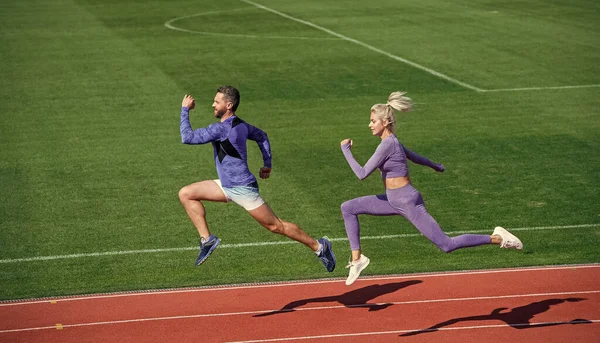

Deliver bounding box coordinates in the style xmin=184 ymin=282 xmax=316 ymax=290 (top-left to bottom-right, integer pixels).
xmin=341 ymin=194 xmax=399 ymax=260
xmin=411 ymin=203 xmax=491 ymax=252
xmin=388 ymin=186 xmax=491 ymax=253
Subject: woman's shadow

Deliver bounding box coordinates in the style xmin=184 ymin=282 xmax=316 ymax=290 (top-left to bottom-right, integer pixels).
xmin=254 ymin=280 xmax=422 ymax=317
xmin=400 ymin=297 xmax=592 ymax=337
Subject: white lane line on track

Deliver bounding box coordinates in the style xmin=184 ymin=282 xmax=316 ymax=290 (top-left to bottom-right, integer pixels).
xmin=223 ymin=320 xmax=600 ymax=342
xmin=1 ymin=290 xmax=598 ymax=334
xmin=1 ymin=264 xmax=598 ymax=306
xmin=1 ymin=223 xmax=598 ymax=264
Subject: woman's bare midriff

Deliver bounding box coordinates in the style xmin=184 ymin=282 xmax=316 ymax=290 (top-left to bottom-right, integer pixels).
xmin=384 ymin=176 xmax=410 ymax=190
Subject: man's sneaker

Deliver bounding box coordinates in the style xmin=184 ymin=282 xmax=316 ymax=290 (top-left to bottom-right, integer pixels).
xmin=317 ymin=237 xmax=336 ymax=272
xmin=195 ymin=235 xmax=221 ymax=266
xmin=345 ymin=254 xmax=370 ymax=286
xmin=493 ymin=226 xmax=523 ymax=250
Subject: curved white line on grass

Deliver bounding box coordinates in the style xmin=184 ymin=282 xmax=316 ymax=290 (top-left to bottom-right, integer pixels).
xmin=164 ymin=8 xmax=340 ymax=40
xmin=482 ymin=84 xmax=600 ymax=92
xmin=1 ymin=264 xmax=598 ymax=306
xmin=0 ymin=223 xmax=598 ymax=264
xmin=240 ymin=0 xmax=483 ymax=92
xmin=164 ymin=3 xmax=595 ymax=93
xmin=1 ymin=290 xmax=598 ymax=333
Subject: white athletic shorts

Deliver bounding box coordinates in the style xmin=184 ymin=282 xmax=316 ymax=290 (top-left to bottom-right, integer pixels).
xmin=213 ymin=179 xmax=265 ymax=211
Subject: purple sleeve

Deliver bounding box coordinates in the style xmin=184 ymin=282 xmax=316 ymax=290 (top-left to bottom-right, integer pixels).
xmin=341 ymin=141 xmax=392 ymax=180
xmin=247 ymin=124 xmax=272 ymax=168
xmin=403 ymin=146 xmax=444 ymax=172
xmin=180 ymin=107 xmax=224 ymax=144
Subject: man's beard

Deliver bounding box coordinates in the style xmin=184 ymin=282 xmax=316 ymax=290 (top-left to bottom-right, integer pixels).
xmin=214 ymin=108 xmax=226 ymax=118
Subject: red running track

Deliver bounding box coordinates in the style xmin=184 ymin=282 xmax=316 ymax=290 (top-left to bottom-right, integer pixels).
xmin=1 ymin=265 xmax=599 ymax=342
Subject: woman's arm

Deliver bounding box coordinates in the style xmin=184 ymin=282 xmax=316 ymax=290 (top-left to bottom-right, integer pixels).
xmin=341 ymin=140 xmax=392 ymax=180
xmin=403 ymin=146 xmax=444 ymax=172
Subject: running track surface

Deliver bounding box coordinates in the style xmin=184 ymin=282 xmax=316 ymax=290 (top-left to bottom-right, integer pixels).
xmin=1 ymin=265 xmax=599 ymax=342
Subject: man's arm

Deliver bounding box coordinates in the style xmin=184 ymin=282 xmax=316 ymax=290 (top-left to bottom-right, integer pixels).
xmin=179 ymin=95 xmax=224 ymax=144
xmin=247 ymin=124 xmax=272 ymax=169
xmin=180 ymin=107 xmax=224 ymax=144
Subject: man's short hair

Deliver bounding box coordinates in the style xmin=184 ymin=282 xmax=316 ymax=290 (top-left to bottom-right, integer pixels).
xmin=217 ymin=86 xmax=240 ymax=111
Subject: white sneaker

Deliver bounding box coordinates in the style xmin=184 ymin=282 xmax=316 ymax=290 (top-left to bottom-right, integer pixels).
xmin=493 ymin=226 xmax=523 ymax=250
xmin=345 ymin=254 xmax=370 ymax=286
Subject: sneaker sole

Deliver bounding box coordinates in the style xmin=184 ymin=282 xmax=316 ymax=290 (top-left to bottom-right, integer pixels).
xmin=345 ymin=257 xmax=370 ymax=286
xmin=319 ymin=238 xmax=337 ymax=272
xmin=195 ymin=238 xmax=221 ymax=266
xmin=494 ymin=227 xmax=523 ymax=250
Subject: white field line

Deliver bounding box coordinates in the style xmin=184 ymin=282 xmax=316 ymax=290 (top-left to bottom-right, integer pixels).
xmin=0 ymin=223 xmax=598 ymax=264
xmin=165 ymin=3 xmax=599 ymax=93
xmin=240 ymin=0 xmax=600 ymax=93
xmin=1 ymin=290 xmax=598 ymax=334
xmin=164 ymin=8 xmax=340 ymax=40
xmin=240 ymin=0 xmax=483 ymax=92
xmin=481 ymin=84 xmax=600 ymax=92
xmin=2 ymin=264 xmax=598 ymax=306
xmin=224 ymin=320 xmax=600 ymax=343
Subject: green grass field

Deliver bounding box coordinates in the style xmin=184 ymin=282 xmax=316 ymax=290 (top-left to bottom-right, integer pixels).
xmin=1 ymin=0 xmax=599 ymax=300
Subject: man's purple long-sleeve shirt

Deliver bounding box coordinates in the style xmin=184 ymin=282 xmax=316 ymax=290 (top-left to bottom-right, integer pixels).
xmin=180 ymin=107 xmax=272 ymax=188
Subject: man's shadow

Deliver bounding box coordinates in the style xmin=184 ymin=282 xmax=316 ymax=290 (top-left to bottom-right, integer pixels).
xmin=254 ymin=280 xmax=422 ymax=317
xmin=400 ymin=297 xmax=592 ymax=337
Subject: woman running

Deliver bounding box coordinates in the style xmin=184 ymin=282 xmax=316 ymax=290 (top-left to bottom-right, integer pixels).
xmin=340 ymin=91 xmax=522 ymax=285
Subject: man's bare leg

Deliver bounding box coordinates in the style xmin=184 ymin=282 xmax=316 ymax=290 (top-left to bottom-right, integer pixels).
xmin=178 ymin=180 xmax=227 ymax=240
xmin=248 ymin=203 xmax=320 ymax=251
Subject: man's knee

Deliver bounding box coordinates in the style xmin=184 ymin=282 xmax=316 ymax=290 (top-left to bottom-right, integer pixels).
xmin=264 ymin=221 xmax=284 ymax=234
xmin=178 ymin=186 xmax=195 ymax=203
xmin=178 ymin=187 xmax=188 ymax=202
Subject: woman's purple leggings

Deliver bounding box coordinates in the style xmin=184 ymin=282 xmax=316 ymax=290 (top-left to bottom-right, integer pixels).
xmin=341 ymin=184 xmax=491 ymax=252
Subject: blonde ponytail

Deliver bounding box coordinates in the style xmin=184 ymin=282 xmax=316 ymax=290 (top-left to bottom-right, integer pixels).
xmin=371 ymin=91 xmax=413 ymax=133
xmin=387 ymin=91 xmax=413 ymax=113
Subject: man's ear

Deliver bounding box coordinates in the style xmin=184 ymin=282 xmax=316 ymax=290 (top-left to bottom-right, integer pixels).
xmin=227 ymin=102 xmax=233 ymax=110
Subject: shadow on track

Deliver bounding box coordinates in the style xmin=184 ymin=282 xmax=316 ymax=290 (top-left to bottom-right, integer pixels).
xmin=400 ymin=297 xmax=592 ymax=337
xmin=254 ymin=280 xmax=422 ymax=317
